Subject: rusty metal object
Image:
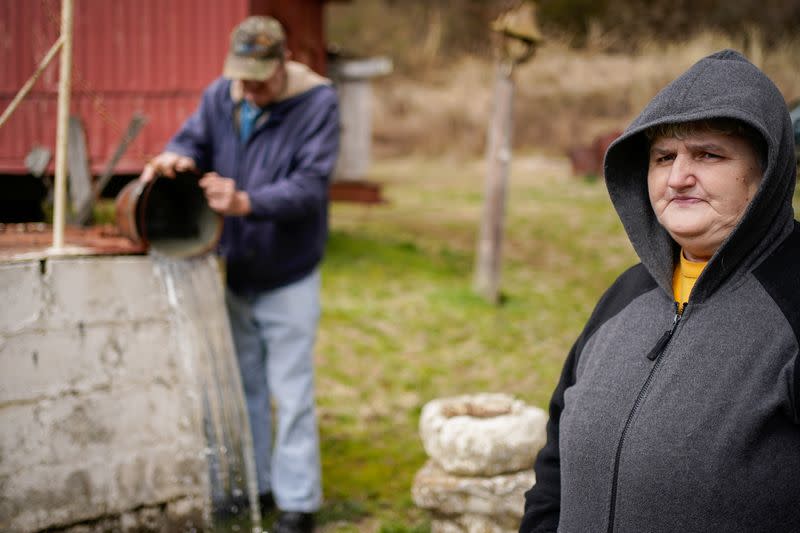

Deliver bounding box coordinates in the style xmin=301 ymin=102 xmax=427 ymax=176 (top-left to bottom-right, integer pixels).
xmin=115 ymin=172 xmax=223 ymax=258
xmin=568 ymin=130 xmax=622 ymax=177
xmin=0 ymin=223 xmax=146 ymax=260
xmin=115 ymin=178 xmax=148 ymax=244
xmin=329 ymin=180 xmax=384 ymax=204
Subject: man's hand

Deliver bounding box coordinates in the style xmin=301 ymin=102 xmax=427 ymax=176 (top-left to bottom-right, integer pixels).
xmin=199 ymin=172 xmax=252 ymax=216
xmin=140 ymin=152 xmax=197 ymax=183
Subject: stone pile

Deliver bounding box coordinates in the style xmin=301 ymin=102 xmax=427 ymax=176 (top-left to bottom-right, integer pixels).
xmin=412 ymin=393 xmax=547 ymax=532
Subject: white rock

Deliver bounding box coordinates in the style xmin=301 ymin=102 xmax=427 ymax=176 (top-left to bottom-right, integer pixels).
xmin=419 ymin=393 xmax=547 ymax=476
xmin=432 ymin=514 xmax=520 ymax=533
xmin=412 ymin=459 xmax=534 ymax=519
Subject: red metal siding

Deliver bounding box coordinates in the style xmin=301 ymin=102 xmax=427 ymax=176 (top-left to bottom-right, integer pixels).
xmin=0 ymin=0 xmax=327 ymax=176
xmin=2 ymin=94 xmax=209 ymax=175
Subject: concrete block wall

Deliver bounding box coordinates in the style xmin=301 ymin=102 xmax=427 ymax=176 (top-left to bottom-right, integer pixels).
xmin=0 ymin=256 xmax=213 ymax=532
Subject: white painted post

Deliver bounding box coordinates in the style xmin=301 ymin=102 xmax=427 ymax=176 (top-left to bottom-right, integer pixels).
xmin=52 ymin=0 xmax=74 ymax=251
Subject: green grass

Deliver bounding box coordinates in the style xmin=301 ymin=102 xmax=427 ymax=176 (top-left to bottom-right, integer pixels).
xmin=313 ymin=154 xmax=637 ymax=531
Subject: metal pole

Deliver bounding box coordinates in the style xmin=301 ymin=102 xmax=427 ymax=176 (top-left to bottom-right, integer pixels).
xmin=52 ymin=0 xmax=74 ymax=250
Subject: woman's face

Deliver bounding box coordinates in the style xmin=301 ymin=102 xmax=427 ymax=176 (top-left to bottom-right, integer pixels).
xmin=647 ymin=131 xmax=763 ymax=261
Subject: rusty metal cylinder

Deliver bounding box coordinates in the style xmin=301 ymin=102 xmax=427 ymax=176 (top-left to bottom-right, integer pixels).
xmin=115 ymin=172 xmax=222 ymax=258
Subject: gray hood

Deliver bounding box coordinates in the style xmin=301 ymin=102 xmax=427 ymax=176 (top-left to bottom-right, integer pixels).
xmin=604 ymin=49 xmax=797 ymax=300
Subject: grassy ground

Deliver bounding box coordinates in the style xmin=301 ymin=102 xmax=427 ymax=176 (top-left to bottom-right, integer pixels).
xmin=312 ymin=153 xmax=637 ymax=531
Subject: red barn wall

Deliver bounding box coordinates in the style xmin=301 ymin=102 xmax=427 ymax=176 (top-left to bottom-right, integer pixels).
xmin=0 ymin=0 xmax=328 ymax=176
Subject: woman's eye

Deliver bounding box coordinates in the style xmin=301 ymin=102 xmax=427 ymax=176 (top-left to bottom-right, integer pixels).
xmin=655 ymin=154 xmax=675 ymax=163
xmin=701 ymin=152 xmax=721 ymax=160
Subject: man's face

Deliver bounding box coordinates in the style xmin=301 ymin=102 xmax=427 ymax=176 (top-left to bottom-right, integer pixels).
xmin=647 ymin=130 xmax=763 ymax=261
xmin=241 ymin=62 xmax=286 ymax=107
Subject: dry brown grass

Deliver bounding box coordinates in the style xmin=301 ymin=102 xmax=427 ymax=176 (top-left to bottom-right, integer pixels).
xmin=371 ymin=32 xmax=800 ymax=158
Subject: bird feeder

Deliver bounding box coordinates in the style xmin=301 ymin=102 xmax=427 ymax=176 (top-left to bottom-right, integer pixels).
xmin=490 ymin=2 xmax=543 ymax=71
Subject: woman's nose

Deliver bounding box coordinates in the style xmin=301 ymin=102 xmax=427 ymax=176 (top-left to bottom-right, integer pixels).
xmin=667 ymin=154 xmax=696 ymax=189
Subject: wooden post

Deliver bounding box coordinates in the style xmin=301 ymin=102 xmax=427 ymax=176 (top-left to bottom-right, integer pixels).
xmin=52 ymin=0 xmax=74 ymax=251
xmin=473 ymin=1 xmax=541 ymax=303
xmin=473 ymin=61 xmax=514 ymax=303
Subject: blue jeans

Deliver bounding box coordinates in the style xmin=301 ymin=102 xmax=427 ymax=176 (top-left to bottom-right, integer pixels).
xmin=225 ymin=269 xmax=322 ymax=513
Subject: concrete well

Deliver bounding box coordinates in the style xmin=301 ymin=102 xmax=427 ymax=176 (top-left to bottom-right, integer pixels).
xmin=0 ymin=250 xmax=253 ymax=532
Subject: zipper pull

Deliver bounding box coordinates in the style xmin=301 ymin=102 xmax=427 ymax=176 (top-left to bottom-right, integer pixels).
xmin=646 ymin=303 xmax=683 ymax=361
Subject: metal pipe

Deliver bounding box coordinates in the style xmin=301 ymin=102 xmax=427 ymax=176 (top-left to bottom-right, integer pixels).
xmin=0 ymin=37 xmax=64 ymax=130
xmin=52 ymin=0 xmax=74 ymax=250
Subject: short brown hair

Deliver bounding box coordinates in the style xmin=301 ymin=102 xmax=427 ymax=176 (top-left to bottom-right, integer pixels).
xmin=645 ymin=118 xmax=767 ymax=170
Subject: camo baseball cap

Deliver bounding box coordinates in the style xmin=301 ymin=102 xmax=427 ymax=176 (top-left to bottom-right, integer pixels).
xmin=223 ymin=16 xmax=286 ymax=81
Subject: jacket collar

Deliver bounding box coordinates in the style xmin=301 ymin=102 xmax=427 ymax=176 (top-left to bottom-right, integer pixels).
xmin=228 ymin=60 xmax=331 ymax=105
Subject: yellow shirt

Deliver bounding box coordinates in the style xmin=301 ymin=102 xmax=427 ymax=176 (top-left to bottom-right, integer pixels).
xmin=672 ymin=251 xmax=707 ymax=310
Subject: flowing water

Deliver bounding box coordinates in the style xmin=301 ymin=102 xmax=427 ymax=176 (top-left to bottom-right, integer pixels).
xmin=155 ymin=253 xmax=263 ymax=532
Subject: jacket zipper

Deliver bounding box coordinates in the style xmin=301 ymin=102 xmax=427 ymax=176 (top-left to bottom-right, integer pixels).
xmin=646 ymin=304 xmax=682 ymax=360
xmin=606 ymin=302 xmax=683 ymax=533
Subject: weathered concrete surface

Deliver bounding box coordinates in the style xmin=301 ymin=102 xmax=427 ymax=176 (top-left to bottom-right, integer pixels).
xmin=419 ymin=393 xmax=547 ymax=476
xmin=35 ymin=498 xmax=205 ymax=533
xmin=0 ymin=256 xmax=211 ymax=532
xmin=412 ymin=459 xmax=533 ymax=527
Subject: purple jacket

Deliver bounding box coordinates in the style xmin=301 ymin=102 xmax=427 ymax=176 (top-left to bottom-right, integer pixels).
xmin=166 ymin=66 xmax=339 ymax=293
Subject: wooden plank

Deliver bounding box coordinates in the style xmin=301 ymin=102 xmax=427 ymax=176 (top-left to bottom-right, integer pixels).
xmin=73 ymin=112 xmax=147 ymax=226
xmin=329 ymin=180 xmax=384 ymax=204
xmin=67 ymin=115 xmax=92 ymax=216
xmin=24 ymin=146 xmax=52 ymax=178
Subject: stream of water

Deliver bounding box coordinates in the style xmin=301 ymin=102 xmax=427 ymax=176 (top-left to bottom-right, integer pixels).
xmin=155 ymin=253 xmax=263 ymax=532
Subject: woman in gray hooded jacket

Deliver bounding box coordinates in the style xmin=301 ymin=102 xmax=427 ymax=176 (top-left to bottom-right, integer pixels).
xmin=520 ymin=50 xmax=800 ymax=532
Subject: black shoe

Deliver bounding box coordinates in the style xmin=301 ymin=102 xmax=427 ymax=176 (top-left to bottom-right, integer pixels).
xmin=259 ymin=491 xmax=276 ymax=512
xmin=212 ymin=493 xmax=250 ymax=520
xmin=273 ymin=511 xmax=314 ymax=533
